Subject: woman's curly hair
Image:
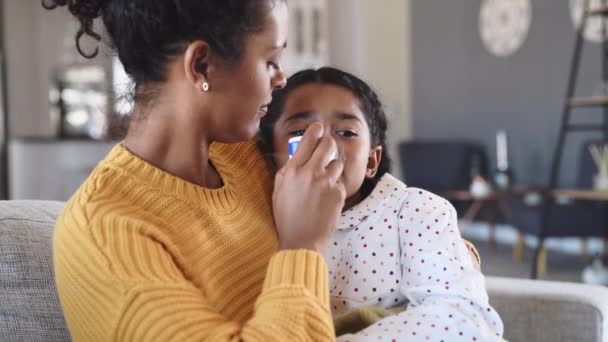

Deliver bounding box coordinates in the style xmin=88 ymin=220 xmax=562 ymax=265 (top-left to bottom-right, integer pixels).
xmin=42 ymin=0 xmax=281 ymax=86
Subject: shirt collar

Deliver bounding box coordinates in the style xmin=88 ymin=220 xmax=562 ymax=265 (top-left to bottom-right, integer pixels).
xmin=337 ymin=173 xmax=405 ymax=230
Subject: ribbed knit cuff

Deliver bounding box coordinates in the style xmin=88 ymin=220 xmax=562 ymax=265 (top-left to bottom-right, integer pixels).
xmin=263 ymin=250 xmax=329 ymax=305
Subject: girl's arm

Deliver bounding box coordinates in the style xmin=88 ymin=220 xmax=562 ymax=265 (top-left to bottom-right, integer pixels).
xmin=337 ymin=189 xmax=503 ymax=341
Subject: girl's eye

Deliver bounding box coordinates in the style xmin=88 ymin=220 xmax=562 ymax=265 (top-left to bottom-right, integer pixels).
xmin=288 ymin=129 xmax=306 ymax=136
xmin=336 ymin=130 xmax=358 ymax=138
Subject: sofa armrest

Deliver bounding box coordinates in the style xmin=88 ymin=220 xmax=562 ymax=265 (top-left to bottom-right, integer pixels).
xmin=486 ymin=276 xmax=608 ymax=342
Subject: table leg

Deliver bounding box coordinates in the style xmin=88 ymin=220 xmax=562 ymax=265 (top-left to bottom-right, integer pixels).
xmin=580 ymin=238 xmax=591 ymax=262
xmin=463 ymin=200 xmax=483 ymax=221
xmin=513 ymin=232 xmax=525 ymax=263
xmin=536 ymin=242 xmax=548 ymax=277
xmin=487 ymin=203 xmax=497 ymax=255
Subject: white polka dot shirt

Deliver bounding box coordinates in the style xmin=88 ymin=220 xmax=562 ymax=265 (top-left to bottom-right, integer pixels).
xmin=326 ymin=174 xmax=504 ymax=341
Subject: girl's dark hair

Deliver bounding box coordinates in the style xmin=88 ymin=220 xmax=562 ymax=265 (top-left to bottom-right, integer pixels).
xmin=259 ymin=67 xmax=392 ymax=198
xmin=42 ymin=0 xmax=279 ymax=91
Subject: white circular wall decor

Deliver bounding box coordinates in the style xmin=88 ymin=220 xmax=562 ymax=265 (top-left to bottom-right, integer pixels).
xmin=570 ymin=0 xmax=608 ymax=43
xmin=479 ymin=0 xmax=532 ymax=57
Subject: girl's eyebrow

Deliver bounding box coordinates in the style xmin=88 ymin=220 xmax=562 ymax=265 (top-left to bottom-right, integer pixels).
xmin=281 ymin=111 xmax=363 ymax=128
xmin=283 ymin=111 xmax=317 ymax=124
xmin=335 ymin=112 xmax=363 ymax=123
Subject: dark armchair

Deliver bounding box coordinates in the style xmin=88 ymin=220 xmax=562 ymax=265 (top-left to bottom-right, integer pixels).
xmin=508 ymin=140 xmax=608 ymax=275
xmin=397 ymin=140 xmax=494 ymax=223
xmin=397 ymin=140 xmax=488 ymax=194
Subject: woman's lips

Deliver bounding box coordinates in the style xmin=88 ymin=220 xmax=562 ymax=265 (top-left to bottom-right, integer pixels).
xmin=258 ymin=105 xmax=268 ymax=116
xmin=259 ymin=99 xmax=272 ymax=116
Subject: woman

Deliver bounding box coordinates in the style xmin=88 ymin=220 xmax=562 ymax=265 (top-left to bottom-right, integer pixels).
xmin=45 ymin=1 xmax=344 ymax=341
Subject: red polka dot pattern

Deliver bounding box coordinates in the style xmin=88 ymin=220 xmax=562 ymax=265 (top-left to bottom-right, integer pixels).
xmin=326 ymin=174 xmax=504 ymax=341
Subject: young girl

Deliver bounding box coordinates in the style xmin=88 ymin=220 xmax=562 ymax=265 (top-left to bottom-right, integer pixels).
xmin=259 ymin=67 xmax=504 ymax=341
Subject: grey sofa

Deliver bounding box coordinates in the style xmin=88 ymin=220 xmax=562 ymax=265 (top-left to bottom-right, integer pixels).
xmin=0 ymin=201 xmax=68 ymax=341
xmin=1 ymin=201 xmax=608 ymax=342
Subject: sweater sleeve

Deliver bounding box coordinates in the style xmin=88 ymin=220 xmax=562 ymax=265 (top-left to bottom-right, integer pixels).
xmin=54 ymin=210 xmax=335 ymax=341
xmin=335 ymin=189 xmax=503 ymax=341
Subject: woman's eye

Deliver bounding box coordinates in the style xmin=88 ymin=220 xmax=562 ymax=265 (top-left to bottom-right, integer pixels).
xmin=336 ymin=130 xmax=358 ymax=138
xmin=288 ymin=130 xmax=306 ymax=136
xmin=268 ymin=61 xmax=280 ymax=70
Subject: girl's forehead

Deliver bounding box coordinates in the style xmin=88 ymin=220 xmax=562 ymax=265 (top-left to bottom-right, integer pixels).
xmin=282 ymin=83 xmax=363 ymax=117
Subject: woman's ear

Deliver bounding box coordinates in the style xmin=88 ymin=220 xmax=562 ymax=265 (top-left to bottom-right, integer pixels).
xmin=365 ymin=146 xmax=383 ymax=179
xmin=184 ymin=41 xmax=212 ymax=91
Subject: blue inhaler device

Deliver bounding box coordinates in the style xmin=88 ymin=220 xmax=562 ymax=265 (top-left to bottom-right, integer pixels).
xmin=288 ymin=136 xmax=302 ymax=159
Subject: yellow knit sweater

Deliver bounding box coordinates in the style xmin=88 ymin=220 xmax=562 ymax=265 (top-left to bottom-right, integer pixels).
xmin=53 ymin=140 xmax=335 ymax=341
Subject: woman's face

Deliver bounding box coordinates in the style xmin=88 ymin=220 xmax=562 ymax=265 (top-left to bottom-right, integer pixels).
xmin=272 ymin=83 xmax=383 ymax=209
xmin=208 ymin=1 xmax=289 ymax=143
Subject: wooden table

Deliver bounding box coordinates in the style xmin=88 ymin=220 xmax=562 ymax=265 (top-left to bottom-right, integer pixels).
xmin=551 ymin=189 xmax=608 ymax=201
xmin=442 ymin=190 xmax=512 ymax=254
xmin=442 ymin=188 xmax=608 ymax=255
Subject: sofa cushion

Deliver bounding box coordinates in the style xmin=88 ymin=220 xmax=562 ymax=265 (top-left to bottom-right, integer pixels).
xmin=488 ymin=276 xmax=608 ymax=342
xmin=0 ymin=200 xmax=69 ymax=342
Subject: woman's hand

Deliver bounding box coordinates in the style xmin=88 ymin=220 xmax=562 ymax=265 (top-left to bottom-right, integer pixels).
xmin=272 ymin=123 xmax=346 ymax=253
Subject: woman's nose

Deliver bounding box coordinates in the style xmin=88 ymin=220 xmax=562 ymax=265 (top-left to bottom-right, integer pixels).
xmin=272 ymin=68 xmax=287 ymax=89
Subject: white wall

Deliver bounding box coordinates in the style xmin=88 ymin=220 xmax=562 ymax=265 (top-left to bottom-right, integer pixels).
xmin=3 ymin=1 xmax=108 ymax=138
xmin=328 ymin=0 xmax=412 ymax=178
xmin=327 ymin=0 xmax=365 ymax=74
xmin=3 ymin=1 xmax=45 ymax=137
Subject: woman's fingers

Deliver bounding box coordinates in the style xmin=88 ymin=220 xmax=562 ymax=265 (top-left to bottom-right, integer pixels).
xmin=290 ymin=122 xmax=324 ymax=167
xmin=307 ymin=136 xmax=338 ymax=170
xmin=325 ymin=158 xmax=344 ymax=184
xmin=273 ymin=163 xmax=287 ymax=194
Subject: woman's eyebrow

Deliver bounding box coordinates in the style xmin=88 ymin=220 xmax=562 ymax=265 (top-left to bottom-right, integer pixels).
xmin=267 ymin=41 xmax=288 ymax=52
